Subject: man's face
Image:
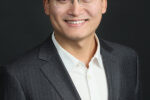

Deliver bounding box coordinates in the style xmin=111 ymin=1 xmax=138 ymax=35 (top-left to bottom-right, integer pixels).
xmin=43 ymin=0 xmax=107 ymax=41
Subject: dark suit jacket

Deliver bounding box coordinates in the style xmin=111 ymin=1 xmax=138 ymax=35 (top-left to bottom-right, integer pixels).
xmin=0 ymin=36 xmax=142 ymax=100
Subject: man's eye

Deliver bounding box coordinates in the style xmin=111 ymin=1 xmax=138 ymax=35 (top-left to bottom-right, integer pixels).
xmin=82 ymin=0 xmax=92 ymax=3
xmin=57 ymin=0 xmax=69 ymax=2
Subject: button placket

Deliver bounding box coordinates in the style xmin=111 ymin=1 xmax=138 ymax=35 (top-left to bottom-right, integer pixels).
xmin=86 ymin=67 xmax=93 ymax=100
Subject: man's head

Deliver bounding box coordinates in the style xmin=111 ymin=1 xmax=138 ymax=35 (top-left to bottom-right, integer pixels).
xmin=43 ymin=0 xmax=107 ymax=41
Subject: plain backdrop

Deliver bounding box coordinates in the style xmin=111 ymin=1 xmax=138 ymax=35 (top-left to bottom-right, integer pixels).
xmin=0 ymin=0 xmax=148 ymax=99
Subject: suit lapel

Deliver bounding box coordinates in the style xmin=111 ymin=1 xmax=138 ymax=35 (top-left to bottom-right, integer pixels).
xmin=39 ymin=38 xmax=81 ymax=100
xmin=100 ymin=39 xmax=121 ymax=100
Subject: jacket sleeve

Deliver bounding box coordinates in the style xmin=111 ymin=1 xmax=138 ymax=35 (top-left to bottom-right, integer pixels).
xmin=0 ymin=66 xmax=26 ymax=100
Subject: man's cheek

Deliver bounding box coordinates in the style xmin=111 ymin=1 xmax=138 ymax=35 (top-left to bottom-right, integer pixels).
xmin=88 ymin=7 xmax=101 ymax=17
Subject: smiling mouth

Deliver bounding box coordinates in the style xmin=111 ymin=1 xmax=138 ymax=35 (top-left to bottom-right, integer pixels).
xmin=64 ymin=19 xmax=89 ymax=25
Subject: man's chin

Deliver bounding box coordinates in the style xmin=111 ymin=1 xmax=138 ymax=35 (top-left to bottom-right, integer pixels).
xmin=63 ymin=33 xmax=93 ymax=42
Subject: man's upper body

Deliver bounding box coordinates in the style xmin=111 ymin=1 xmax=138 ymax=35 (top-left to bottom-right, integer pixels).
xmin=1 ymin=33 xmax=141 ymax=100
xmin=0 ymin=0 xmax=142 ymax=99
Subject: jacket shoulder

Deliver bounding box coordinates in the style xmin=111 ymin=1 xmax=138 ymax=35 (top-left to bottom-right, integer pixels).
xmin=101 ymin=39 xmax=138 ymax=58
xmin=2 ymin=40 xmax=48 ymax=75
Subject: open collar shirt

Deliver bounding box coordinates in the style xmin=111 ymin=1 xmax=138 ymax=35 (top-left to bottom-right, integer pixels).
xmin=52 ymin=33 xmax=108 ymax=100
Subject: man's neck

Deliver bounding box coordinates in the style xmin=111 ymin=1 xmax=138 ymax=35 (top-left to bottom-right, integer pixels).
xmin=54 ymin=33 xmax=97 ymax=68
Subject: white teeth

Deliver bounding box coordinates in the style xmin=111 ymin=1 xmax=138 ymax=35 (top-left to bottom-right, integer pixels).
xmin=67 ymin=20 xmax=85 ymax=24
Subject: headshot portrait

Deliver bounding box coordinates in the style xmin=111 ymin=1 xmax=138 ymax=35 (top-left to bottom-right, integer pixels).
xmin=0 ymin=0 xmax=145 ymax=100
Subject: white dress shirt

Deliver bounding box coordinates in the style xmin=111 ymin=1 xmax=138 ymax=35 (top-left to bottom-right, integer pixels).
xmin=52 ymin=33 xmax=108 ymax=100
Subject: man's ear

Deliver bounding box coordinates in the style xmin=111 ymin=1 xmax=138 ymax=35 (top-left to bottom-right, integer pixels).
xmin=101 ymin=0 xmax=107 ymax=14
xmin=43 ymin=0 xmax=50 ymax=15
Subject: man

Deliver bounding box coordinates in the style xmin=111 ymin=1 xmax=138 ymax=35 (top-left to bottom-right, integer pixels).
xmin=1 ymin=0 xmax=142 ymax=100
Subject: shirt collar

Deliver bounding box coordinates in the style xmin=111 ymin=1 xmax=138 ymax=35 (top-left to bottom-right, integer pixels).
xmin=52 ymin=32 xmax=103 ymax=72
xmin=90 ymin=34 xmax=103 ymax=69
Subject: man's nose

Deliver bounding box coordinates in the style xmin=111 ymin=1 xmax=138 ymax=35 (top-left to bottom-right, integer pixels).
xmin=68 ymin=0 xmax=84 ymax=16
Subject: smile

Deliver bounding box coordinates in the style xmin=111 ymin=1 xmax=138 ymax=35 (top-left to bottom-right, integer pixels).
xmin=64 ymin=19 xmax=88 ymax=26
xmin=66 ymin=20 xmax=85 ymax=24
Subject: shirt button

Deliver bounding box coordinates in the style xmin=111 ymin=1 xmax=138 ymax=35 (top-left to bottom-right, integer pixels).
xmin=87 ymin=74 xmax=91 ymax=79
